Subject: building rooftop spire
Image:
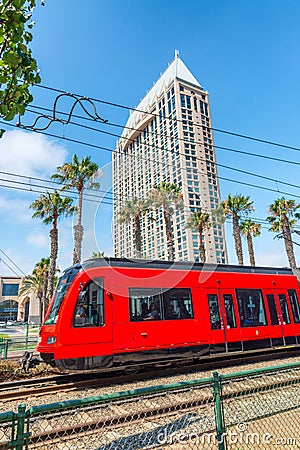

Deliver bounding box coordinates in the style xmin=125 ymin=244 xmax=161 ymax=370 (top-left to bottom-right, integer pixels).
xmin=124 ymin=55 xmax=202 ymax=132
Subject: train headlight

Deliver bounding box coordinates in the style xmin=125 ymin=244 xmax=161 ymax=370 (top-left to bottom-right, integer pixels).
xmin=38 ymin=336 xmax=42 ymax=344
xmin=47 ymin=336 xmax=56 ymax=344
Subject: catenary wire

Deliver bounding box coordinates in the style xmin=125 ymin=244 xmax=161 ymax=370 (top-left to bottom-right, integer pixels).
xmin=1 ymin=174 xmax=300 ymax=233
xmin=0 ymin=248 xmax=26 ymax=276
xmin=1 ymin=120 xmax=300 ymax=202
xmin=27 ymin=105 xmax=300 ymax=173
xmin=0 ymin=170 xmax=115 ymax=201
xmin=0 ymin=178 xmax=113 ymax=206
xmin=25 ymin=104 xmax=300 ymax=189
xmin=0 ymin=257 xmax=21 ymax=277
xmin=34 ymin=84 xmax=300 ymax=155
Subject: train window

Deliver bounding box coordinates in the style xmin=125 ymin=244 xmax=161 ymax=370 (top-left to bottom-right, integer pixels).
xmin=162 ymin=288 xmax=193 ymax=320
xmin=73 ymin=279 xmax=104 ymax=327
xmin=223 ymin=294 xmax=236 ymax=328
xmin=236 ymin=289 xmax=267 ymax=327
xmin=288 ymin=290 xmax=300 ymax=323
xmin=129 ymin=288 xmax=162 ymax=321
xmin=279 ymin=294 xmax=291 ymax=324
xmin=208 ymin=294 xmax=221 ymax=329
xmin=45 ymin=267 xmax=80 ymax=325
xmin=266 ymin=294 xmax=279 ymax=325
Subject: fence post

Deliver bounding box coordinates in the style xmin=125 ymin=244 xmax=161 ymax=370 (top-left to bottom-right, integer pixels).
xmin=25 ymin=323 xmax=29 ymax=350
xmin=3 ymin=339 xmax=8 ymax=359
xmin=14 ymin=404 xmax=26 ymax=450
xmin=213 ymin=371 xmax=226 ymax=450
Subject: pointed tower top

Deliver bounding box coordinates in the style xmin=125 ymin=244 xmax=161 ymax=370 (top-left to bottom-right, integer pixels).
xmin=124 ymin=55 xmax=202 ymax=132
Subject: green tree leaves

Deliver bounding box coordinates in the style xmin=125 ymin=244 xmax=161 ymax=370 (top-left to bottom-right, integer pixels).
xmin=0 ymin=0 xmax=42 ymax=123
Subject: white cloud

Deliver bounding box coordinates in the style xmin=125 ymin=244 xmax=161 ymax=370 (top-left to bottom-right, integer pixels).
xmin=0 ymin=195 xmax=32 ymax=224
xmin=0 ymin=129 xmax=68 ymax=177
xmin=26 ymin=233 xmax=49 ymax=249
xmin=254 ymin=249 xmax=289 ymax=267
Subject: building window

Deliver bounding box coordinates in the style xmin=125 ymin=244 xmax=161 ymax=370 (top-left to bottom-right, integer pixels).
xmin=0 ymin=300 xmax=18 ymax=322
xmin=2 ymin=284 xmax=19 ymax=296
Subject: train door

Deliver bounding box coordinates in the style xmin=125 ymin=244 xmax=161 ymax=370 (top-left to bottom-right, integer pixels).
xmin=206 ymin=290 xmax=225 ymax=353
xmin=235 ymin=288 xmax=271 ymax=350
xmin=287 ymin=289 xmax=300 ymax=343
xmin=269 ymin=288 xmax=297 ymax=346
xmin=221 ymin=289 xmax=243 ymax=352
xmin=206 ymin=289 xmax=241 ymax=353
xmin=264 ymin=289 xmax=285 ymax=346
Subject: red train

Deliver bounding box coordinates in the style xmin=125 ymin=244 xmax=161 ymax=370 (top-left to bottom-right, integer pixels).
xmin=37 ymin=258 xmax=300 ymax=372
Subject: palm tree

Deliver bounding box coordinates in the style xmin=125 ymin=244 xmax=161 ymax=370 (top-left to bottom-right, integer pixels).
xmin=34 ymin=257 xmax=50 ymax=318
xmin=266 ymin=197 xmax=300 ymax=269
xmin=240 ymin=219 xmax=261 ymax=267
xmin=186 ymin=210 xmax=211 ymax=263
xmin=221 ymin=194 xmax=254 ymax=265
xmin=91 ymin=251 xmax=106 ymax=258
xmin=52 ymin=154 xmax=101 ymax=264
xmin=19 ymin=273 xmax=43 ymax=324
xmin=150 ymin=182 xmax=183 ymax=261
xmin=30 ymin=190 xmax=76 ymax=302
xmin=119 ymin=197 xmax=150 ymax=258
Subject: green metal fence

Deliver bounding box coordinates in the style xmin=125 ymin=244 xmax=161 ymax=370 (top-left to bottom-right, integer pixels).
xmin=1 ymin=361 xmax=300 ymax=449
xmin=0 ymin=324 xmax=39 ymax=359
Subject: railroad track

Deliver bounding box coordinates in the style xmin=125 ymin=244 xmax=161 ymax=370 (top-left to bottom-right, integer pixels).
xmin=1 ymin=347 xmax=300 ymax=403
xmin=2 ymin=372 xmax=300 ymax=449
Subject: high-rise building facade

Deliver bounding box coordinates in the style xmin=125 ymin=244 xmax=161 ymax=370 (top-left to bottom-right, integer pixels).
xmin=113 ymin=53 xmax=227 ymax=264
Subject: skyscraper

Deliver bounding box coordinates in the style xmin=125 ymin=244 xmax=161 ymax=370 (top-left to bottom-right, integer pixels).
xmin=113 ymin=53 xmax=227 ymax=264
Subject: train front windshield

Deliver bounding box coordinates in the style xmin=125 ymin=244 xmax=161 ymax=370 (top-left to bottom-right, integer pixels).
xmin=44 ymin=266 xmax=81 ymax=325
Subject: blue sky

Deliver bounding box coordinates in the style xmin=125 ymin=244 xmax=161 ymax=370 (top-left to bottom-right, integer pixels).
xmin=1 ymin=0 xmax=300 ymax=275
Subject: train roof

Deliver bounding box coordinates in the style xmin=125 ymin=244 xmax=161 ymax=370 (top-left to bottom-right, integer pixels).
xmin=76 ymin=257 xmax=298 ymax=276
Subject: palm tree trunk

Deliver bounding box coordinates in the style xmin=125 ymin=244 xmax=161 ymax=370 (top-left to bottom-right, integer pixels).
xmin=198 ymin=225 xmax=206 ymax=263
xmin=73 ymin=190 xmax=84 ymax=264
xmin=42 ymin=270 xmax=49 ymax=316
xmin=73 ymin=224 xmax=83 ymax=264
xmin=135 ymin=213 xmax=142 ymax=258
xmin=247 ymin=234 xmax=255 ymax=266
xmin=163 ymin=210 xmax=174 ymax=261
xmin=38 ymin=292 xmax=43 ymax=324
xmin=47 ymin=226 xmax=58 ymax=304
xmin=233 ymin=214 xmax=243 ymax=265
xmin=283 ymin=218 xmax=296 ymax=268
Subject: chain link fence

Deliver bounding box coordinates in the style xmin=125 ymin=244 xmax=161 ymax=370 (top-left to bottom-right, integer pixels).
xmin=26 ymin=378 xmax=217 ymax=450
xmin=1 ymin=361 xmax=300 ymax=449
xmin=221 ymin=362 xmax=300 ymax=449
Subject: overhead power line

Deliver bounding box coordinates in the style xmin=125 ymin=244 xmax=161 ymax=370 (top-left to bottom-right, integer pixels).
xmin=27 ymin=104 xmax=300 ymax=177
xmin=0 ymin=171 xmax=300 ymax=233
xmin=0 ymin=170 xmax=115 ymax=201
xmin=0 ymin=248 xmax=26 ymax=276
xmin=1 ymin=120 xmax=300 ymax=203
xmin=0 ymin=257 xmax=21 ymax=277
xmin=34 ymin=83 xmax=300 ymax=154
